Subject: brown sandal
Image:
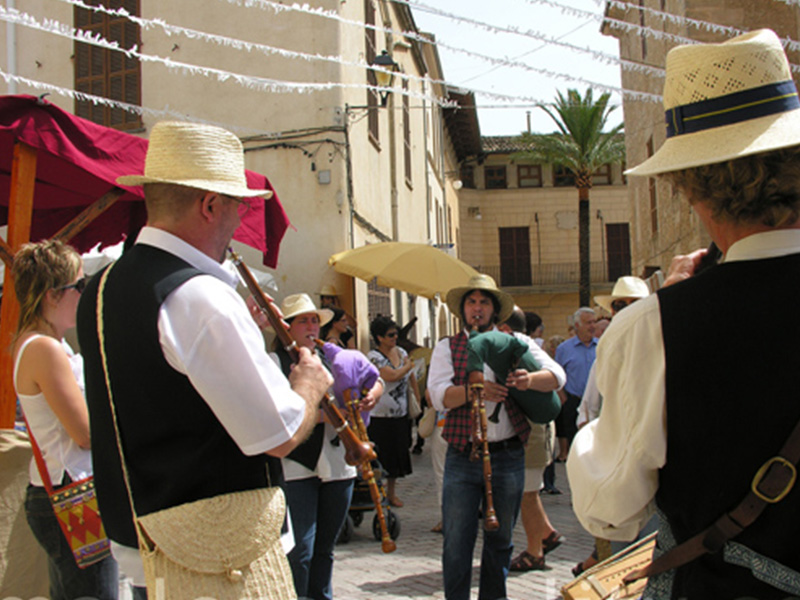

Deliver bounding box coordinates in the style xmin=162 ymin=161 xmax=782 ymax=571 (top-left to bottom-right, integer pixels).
xmin=510 ymin=550 xmax=546 ymax=572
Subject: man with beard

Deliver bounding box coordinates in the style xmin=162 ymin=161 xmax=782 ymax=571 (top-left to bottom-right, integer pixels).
xmin=428 ymin=274 xmax=562 ymax=600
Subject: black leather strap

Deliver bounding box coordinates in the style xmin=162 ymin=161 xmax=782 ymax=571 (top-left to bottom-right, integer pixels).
xmin=624 ymin=417 xmax=800 ymax=585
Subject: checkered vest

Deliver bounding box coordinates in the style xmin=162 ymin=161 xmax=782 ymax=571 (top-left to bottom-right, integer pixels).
xmin=442 ymin=331 xmax=531 ymax=451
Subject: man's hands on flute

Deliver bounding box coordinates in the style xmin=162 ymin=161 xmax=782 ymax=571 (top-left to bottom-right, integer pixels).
xmin=662 ymin=247 xmax=712 ymax=287
xmin=482 ymin=380 xmax=509 ymax=404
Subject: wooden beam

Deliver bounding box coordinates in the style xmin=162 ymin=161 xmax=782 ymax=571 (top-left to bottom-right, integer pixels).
xmin=0 ymin=236 xmax=13 ymax=267
xmin=0 ymin=141 xmax=37 ymax=428
xmin=53 ymin=187 xmax=125 ymax=243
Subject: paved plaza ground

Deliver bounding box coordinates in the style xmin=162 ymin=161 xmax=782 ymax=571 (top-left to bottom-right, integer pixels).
xmin=332 ymin=444 xmax=594 ymax=600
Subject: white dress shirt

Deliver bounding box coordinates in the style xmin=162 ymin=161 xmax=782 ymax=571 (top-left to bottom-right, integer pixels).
xmin=567 ymin=229 xmax=800 ymax=541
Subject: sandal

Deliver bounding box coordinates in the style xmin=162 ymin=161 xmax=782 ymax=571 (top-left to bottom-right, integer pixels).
xmin=542 ymin=530 xmax=564 ymax=555
xmin=389 ymin=497 xmax=404 ymax=508
xmin=510 ymin=550 xmax=546 ymax=572
xmin=430 ymin=522 xmax=442 ymax=533
xmin=571 ymin=561 xmax=585 ymax=577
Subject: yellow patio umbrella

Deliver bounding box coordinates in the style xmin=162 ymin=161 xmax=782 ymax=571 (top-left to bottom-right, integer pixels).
xmin=328 ymin=242 xmax=480 ymax=300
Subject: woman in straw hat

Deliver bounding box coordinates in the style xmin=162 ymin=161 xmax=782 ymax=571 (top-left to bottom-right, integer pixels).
xmin=568 ymin=30 xmax=800 ymax=599
xmin=12 ymin=240 xmax=119 ymax=600
xmin=269 ymin=293 xmax=381 ymax=600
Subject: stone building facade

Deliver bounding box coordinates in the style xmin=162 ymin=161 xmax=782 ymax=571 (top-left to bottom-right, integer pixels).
xmin=603 ymin=0 xmax=800 ymax=275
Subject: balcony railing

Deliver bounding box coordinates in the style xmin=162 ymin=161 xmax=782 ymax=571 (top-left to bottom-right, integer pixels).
xmin=472 ymin=262 xmax=611 ymax=287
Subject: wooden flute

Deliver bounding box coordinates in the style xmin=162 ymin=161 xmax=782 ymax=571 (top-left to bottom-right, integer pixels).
xmin=228 ymin=248 xmax=375 ymax=466
xmin=468 ymin=317 xmax=500 ymax=531
xmin=344 ymin=389 xmax=396 ymax=553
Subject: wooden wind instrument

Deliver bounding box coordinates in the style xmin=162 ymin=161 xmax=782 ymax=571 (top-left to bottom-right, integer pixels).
xmin=467 ymin=317 xmax=500 ymax=531
xmin=344 ymin=389 xmax=396 ymax=553
xmin=228 ymin=248 xmax=375 ymax=466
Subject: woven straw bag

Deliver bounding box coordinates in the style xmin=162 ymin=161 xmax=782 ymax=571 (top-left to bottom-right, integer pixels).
xmin=138 ymin=488 xmax=295 ymax=600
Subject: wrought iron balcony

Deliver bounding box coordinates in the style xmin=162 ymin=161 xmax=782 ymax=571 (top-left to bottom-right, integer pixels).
xmin=472 ymin=262 xmax=613 ymax=288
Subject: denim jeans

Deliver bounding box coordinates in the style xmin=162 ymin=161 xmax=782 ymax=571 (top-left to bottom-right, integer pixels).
xmin=284 ymin=477 xmax=354 ymax=600
xmin=25 ymin=484 xmax=119 ymax=600
xmin=442 ymin=444 xmax=525 ymax=600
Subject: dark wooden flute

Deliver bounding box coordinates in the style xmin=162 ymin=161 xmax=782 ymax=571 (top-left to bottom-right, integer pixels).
xmin=344 ymin=389 xmax=396 ymax=553
xmin=228 ymin=248 xmax=375 ymax=466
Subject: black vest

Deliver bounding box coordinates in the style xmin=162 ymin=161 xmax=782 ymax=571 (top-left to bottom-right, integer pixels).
xmin=656 ymin=253 xmax=800 ymax=599
xmin=275 ymin=347 xmax=325 ymax=470
xmin=77 ymin=245 xmax=271 ymax=547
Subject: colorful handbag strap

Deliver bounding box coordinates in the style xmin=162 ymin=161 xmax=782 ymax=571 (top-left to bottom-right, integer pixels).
xmin=20 ymin=412 xmax=56 ymax=495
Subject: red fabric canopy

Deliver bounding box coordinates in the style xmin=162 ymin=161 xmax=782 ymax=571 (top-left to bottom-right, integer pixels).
xmin=0 ymin=95 xmax=290 ymax=267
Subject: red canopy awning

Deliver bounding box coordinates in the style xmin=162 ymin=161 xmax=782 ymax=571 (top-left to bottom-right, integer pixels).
xmin=0 ymin=95 xmax=290 ymax=267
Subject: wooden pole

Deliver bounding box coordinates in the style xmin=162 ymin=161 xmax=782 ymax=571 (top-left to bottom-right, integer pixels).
xmin=0 ymin=141 xmax=37 ymax=428
xmin=53 ymin=187 xmax=124 ymax=242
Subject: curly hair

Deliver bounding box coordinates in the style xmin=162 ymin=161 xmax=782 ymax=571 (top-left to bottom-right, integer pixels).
xmin=12 ymin=240 xmax=82 ymax=337
xmin=662 ymin=146 xmax=800 ymax=227
xmin=369 ymin=315 xmax=398 ymax=345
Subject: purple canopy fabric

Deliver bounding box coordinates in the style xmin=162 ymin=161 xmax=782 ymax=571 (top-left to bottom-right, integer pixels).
xmin=0 ymin=94 xmax=290 ymax=267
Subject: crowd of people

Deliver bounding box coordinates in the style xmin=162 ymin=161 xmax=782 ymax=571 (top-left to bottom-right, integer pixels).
xmin=10 ymin=27 xmax=800 ymax=600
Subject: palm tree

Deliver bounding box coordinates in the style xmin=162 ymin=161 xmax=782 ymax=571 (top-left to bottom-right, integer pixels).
xmin=515 ymin=89 xmax=625 ymax=306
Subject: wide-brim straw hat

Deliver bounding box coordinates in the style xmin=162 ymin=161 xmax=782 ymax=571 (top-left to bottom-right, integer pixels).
xmin=626 ymin=29 xmax=800 ymax=177
xmin=594 ymin=276 xmax=649 ymax=314
xmin=117 ymin=121 xmax=273 ymax=198
xmin=445 ymin=274 xmax=515 ymax=324
xmin=318 ymin=284 xmax=339 ymax=297
xmin=279 ymin=293 xmax=334 ymax=326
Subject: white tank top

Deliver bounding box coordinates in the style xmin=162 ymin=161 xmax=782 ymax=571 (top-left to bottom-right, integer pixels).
xmin=14 ymin=334 xmax=93 ymax=486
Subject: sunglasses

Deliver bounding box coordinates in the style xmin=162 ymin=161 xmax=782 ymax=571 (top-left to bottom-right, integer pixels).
xmin=385 ymin=331 xmax=398 ymax=338
xmin=58 ymin=276 xmax=89 ymax=294
xmin=611 ymin=298 xmax=635 ymax=312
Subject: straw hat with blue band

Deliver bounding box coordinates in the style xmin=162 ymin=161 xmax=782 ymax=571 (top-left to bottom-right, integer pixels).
xmin=626 ymin=29 xmax=800 ymax=177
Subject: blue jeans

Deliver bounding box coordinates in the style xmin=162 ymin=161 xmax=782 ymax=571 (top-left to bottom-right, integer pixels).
xmin=442 ymin=444 xmax=525 ymax=600
xmin=284 ymin=477 xmax=354 ymax=600
xmin=26 ymin=484 xmax=118 ymax=600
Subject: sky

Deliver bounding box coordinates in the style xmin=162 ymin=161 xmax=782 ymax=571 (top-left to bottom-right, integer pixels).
xmin=410 ymin=0 xmax=624 ymax=136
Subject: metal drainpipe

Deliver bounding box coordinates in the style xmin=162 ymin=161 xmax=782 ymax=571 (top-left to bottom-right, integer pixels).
xmin=7 ymin=0 xmax=17 ymax=94
xmin=379 ymin=3 xmax=402 ymax=323
xmin=343 ymin=108 xmax=355 ymax=250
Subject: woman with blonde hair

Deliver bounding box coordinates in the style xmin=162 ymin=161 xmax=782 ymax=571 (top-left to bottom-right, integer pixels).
xmin=12 ymin=240 xmax=118 ymax=600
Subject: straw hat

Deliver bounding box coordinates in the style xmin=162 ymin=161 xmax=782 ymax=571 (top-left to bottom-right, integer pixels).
xmin=445 ymin=274 xmax=515 ymax=324
xmin=594 ymin=276 xmax=649 ymax=314
xmin=626 ymin=29 xmax=800 ymax=177
xmin=279 ymin=293 xmax=334 ymax=326
xmin=117 ymin=121 xmax=273 ymax=198
xmin=318 ymin=285 xmax=338 ymax=297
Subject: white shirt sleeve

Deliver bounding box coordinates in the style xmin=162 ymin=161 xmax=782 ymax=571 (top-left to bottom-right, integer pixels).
xmin=158 ymin=275 xmax=306 ymax=456
xmin=428 ymin=337 xmax=455 ymax=413
xmin=577 ymin=363 xmax=601 ymax=428
xmin=566 ymin=295 xmax=666 ymax=541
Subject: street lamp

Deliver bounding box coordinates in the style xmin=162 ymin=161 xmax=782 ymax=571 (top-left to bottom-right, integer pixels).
xmin=372 ymin=50 xmax=399 ymax=107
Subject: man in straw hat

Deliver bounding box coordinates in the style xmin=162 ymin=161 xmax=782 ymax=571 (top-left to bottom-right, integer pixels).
xmin=568 ymin=30 xmax=800 ymax=599
xmin=76 ymin=121 xmax=332 ymax=599
xmin=428 ymin=274 xmax=564 ymax=600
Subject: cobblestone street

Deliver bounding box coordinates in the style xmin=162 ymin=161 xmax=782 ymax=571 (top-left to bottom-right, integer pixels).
xmin=332 ymin=446 xmax=593 ymax=599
